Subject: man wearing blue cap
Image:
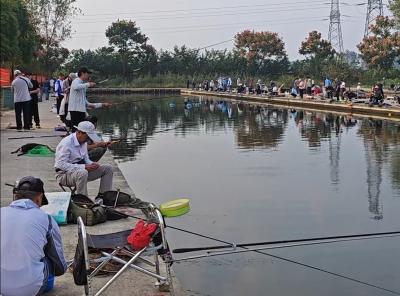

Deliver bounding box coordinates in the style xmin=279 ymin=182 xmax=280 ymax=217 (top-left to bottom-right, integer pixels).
xmin=1 ymin=176 xmax=67 ymax=296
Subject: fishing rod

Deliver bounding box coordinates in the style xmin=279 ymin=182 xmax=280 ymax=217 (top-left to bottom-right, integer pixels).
xmin=122 ymin=117 xmax=230 ymax=140
xmin=167 ymin=225 xmax=400 ymax=295
xmin=102 ymin=207 xmax=400 ymax=294
xmin=172 ymin=234 xmax=400 ymax=261
xmin=172 ymin=231 xmax=400 ymax=254
xmin=114 ymin=95 xmax=186 ymax=106
xmin=8 ymin=134 xmax=68 ymax=140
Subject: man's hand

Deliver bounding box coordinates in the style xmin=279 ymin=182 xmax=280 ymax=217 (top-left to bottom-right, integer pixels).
xmin=89 ymin=82 xmax=96 ymax=87
xmin=85 ymin=163 xmax=100 ymax=171
xmin=102 ymin=102 xmax=112 ymax=107
xmin=96 ymin=141 xmax=110 ymax=148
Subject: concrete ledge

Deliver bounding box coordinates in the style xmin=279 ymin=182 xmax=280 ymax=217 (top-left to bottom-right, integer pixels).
xmin=182 ymin=89 xmax=400 ymax=121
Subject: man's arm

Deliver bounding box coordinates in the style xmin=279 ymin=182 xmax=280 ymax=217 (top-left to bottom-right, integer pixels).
xmin=82 ymin=143 xmax=93 ymax=165
xmin=72 ymin=81 xmax=92 ymax=91
xmin=55 ymin=143 xmax=86 ymax=171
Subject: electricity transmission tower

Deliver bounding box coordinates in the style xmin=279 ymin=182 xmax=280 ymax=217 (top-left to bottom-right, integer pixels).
xmin=328 ymin=0 xmax=344 ymax=53
xmin=364 ymin=0 xmax=384 ymax=37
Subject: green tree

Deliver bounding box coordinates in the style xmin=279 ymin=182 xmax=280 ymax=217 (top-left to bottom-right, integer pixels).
xmin=299 ymin=31 xmax=335 ymax=59
xmin=390 ymin=0 xmax=400 ymax=28
xmin=0 ymin=0 xmax=19 ymax=64
xmin=105 ymin=20 xmax=149 ymax=78
xmin=0 ymin=0 xmax=37 ymax=66
xmin=234 ymin=30 xmax=287 ymax=74
xmin=24 ymin=0 xmax=80 ymax=74
xmin=357 ymin=16 xmax=400 ymax=71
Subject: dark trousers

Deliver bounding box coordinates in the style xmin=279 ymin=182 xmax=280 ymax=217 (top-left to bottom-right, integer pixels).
xmin=30 ymin=98 xmax=40 ymax=126
xmin=70 ymin=111 xmax=86 ymax=131
xmin=299 ymin=89 xmax=305 ymax=98
xmin=56 ymin=95 xmax=64 ymax=114
xmin=14 ymin=101 xmax=31 ymax=130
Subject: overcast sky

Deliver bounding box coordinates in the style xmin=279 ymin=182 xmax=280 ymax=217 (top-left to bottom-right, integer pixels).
xmin=64 ymin=0 xmax=391 ymax=60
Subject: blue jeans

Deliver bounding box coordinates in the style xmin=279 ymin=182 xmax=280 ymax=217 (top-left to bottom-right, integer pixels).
xmin=36 ymin=258 xmax=53 ymax=295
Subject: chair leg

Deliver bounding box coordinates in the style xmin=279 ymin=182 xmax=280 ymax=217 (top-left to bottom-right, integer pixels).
xmin=95 ymin=248 xmax=146 ymax=296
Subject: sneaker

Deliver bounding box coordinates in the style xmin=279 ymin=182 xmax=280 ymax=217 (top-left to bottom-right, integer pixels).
xmin=36 ymin=125 xmax=41 ymax=129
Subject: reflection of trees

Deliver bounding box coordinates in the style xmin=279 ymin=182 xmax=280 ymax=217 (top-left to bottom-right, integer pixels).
xmin=91 ymin=96 xmax=400 ymax=205
xmin=234 ymin=107 xmax=288 ymax=150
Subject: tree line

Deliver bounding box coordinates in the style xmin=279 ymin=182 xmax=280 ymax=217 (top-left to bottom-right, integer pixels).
xmin=1 ymin=0 xmax=399 ymax=87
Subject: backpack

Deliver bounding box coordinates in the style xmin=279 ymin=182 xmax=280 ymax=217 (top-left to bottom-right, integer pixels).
xmin=67 ymin=194 xmax=107 ymax=226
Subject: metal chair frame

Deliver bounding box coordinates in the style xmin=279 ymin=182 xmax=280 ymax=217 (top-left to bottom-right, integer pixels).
xmin=77 ymin=204 xmax=174 ymax=296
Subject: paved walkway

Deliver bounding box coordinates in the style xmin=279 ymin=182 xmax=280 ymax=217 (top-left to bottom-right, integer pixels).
xmin=0 ymin=98 xmax=185 ymax=296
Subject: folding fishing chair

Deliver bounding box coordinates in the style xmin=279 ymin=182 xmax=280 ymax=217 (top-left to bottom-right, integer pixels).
xmin=73 ymin=205 xmax=174 ymax=296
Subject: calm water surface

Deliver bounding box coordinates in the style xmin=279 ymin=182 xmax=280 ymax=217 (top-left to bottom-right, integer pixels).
xmin=92 ymin=95 xmax=400 ymax=296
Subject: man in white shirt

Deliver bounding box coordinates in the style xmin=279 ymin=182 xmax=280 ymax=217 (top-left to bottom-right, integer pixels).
xmin=11 ymin=70 xmax=33 ymax=130
xmin=68 ymin=67 xmax=111 ymax=131
xmin=54 ymin=121 xmax=113 ymax=199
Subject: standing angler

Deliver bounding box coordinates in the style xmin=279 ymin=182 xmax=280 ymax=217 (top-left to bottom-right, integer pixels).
xmin=11 ymin=70 xmax=33 ymax=131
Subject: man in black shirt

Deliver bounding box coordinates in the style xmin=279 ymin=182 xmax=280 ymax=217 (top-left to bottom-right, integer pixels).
xmin=27 ymin=73 xmax=41 ymax=128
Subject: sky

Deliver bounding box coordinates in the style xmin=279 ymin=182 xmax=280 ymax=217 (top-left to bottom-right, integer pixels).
xmin=64 ymin=0 xmax=392 ymax=60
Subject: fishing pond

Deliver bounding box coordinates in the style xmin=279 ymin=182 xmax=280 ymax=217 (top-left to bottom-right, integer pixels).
xmin=92 ymin=95 xmax=400 ymax=296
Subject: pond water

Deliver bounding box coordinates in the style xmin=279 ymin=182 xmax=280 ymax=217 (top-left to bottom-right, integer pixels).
xmin=91 ymin=95 xmax=400 ymax=296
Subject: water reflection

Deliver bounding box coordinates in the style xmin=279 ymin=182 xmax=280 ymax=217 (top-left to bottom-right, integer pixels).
xmin=91 ymin=95 xmax=400 ymax=215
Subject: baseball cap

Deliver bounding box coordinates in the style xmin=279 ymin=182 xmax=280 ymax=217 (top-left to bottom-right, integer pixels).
xmin=16 ymin=176 xmax=48 ymax=205
xmin=14 ymin=69 xmax=22 ymax=76
xmin=77 ymin=67 xmax=92 ymax=76
xmin=74 ymin=121 xmax=101 ymax=142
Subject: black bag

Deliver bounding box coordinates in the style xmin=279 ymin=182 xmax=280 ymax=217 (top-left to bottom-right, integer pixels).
xmin=102 ymin=190 xmax=132 ymax=206
xmin=67 ymin=194 xmax=107 ymax=226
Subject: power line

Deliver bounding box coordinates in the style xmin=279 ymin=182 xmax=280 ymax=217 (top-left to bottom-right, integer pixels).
xmin=80 ymin=0 xmax=334 ymax=17
xmin=74 ymin=16 xmax=329 ymax=36
xmin=73 ymin=5 xmax=336 ymax=24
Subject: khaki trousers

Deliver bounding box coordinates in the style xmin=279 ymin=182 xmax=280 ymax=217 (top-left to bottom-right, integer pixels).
xmin=56 ymin=164 xmax=113 ymax=199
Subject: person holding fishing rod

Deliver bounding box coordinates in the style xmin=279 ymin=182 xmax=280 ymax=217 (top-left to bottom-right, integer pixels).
xmin=68 ymin=67 xmax=112 ymax=131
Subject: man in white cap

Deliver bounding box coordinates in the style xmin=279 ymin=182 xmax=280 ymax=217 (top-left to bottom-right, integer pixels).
xmin=54 ymin=121 xmax=113 ymax=199
xmin=11 ymin=70 xmax=33 ymax=130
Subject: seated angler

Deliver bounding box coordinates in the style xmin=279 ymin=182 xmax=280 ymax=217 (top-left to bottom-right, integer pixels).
xmin=55 ymin=121 xmax=113 ymax=200
xmin=1 ymin=177 xmax=67 ymax=296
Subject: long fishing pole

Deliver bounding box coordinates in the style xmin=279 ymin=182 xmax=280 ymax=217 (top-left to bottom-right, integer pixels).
xmin=172 ymin=234 xmax=400 ymax=261
xmin=122 ymin=117 xmax=230 ymax=140
xmin=105 ymin=207 xmax=400 ymax=294
xmin=167 ymin=225 xmax=400 ymax=295
xmin=8 ymin=134 xmax=68 ymax=140
xmin=173 ymin=231 xmax=400 ymax=254
xmin=114 ymin=95 xmax=185 ymax=106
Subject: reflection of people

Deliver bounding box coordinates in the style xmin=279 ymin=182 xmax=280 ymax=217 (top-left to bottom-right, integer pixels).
xmin=1 ymin=176 xmax=67 ymax=295
xmin=55 ymin=121 xmax=113 ymax=199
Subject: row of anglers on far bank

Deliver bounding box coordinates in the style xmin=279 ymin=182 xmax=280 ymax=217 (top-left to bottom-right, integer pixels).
xmin=189 ymin=76 xmax=400 ymax=106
